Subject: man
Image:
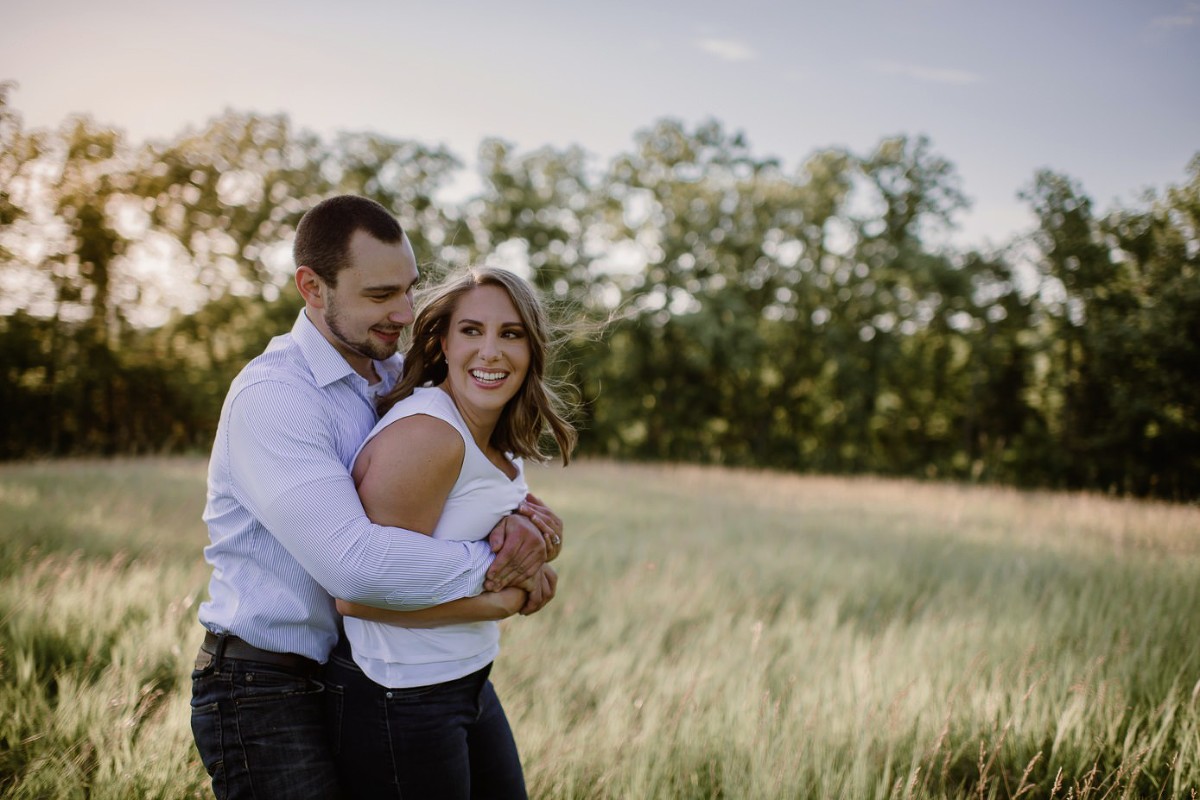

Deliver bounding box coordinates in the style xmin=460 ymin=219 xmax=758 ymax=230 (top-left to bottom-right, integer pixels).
xmin=191 ymin=195 xmax=562 ymax=798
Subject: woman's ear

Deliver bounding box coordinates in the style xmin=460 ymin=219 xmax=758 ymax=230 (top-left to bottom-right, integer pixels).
xmin=295 ymin=266 xmax=326 ymax=309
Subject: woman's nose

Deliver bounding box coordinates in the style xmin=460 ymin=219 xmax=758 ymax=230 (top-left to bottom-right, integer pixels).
xmin=480 ymin=336 xmax=501 ymax=361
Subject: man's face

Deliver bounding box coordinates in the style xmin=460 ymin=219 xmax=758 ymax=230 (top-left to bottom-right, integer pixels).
xmin=319 ymin=229 xmax=419 ymax=369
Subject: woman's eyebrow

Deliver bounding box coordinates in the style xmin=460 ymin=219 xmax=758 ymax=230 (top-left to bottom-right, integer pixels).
xmin=455 ymin=318 xmax=524 ymax=327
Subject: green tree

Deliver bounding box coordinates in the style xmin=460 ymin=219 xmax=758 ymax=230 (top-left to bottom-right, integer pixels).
xmin=592 ymin=119 xmax=793 ymax=462
xmin=1021 ymin=161 xmax=1200 ymax=497
xmin=326 ymin=130 xmax=461 ymax=263
xmin=823 ymin=135 xmax=970 ymax=474
xmin=19 ymin=115 xmax=139 ymax=454
xmin=0 ymin=82 xmax=41 ymax=258
xmin=0 ymin=83 xmax=48 ymax=455
xmin=1095 ymin=158 xmax=1200 ymax=496
xmin=467 ymin=140 xmax=599 ymax=295
xmin=1 ymin=87 xmax=1195 ymax=499
xmin=134 ymin=110 xmax=328 ymax=296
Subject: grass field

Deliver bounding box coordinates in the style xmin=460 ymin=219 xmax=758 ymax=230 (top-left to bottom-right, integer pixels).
xmin=1 ymin=457 xmax=1199 ymax=799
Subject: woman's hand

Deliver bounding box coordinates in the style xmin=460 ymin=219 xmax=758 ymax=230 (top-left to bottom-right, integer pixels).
xmin=477 ymin=587 xmax=530 ymax=620
xmin=515 ymin=564 xmax=557 ymax=616
xmin=520 ymin=493 xmax=564 ymax=560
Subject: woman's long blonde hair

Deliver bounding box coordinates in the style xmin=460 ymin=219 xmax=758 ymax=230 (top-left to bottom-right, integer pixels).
xmin=378 ymin=266 xmax=577 ymax=465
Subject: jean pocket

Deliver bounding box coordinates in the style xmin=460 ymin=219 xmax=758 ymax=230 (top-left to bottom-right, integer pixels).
xmin=190 ymin=700 xmax=227 ymax=794
xmin=323 ymin=680 xmax=344 ymax=755
xmin=233 ymin=668 xmax=321 ymax=704
xmin=383 ymin=682 xmax=444 ymax=701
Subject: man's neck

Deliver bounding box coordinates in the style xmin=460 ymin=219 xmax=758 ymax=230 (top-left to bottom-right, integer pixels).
xmin=303 ymin=307 xmax=379 ymax=383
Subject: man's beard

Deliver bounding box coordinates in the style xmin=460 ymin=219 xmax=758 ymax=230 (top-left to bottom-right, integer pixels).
xmin=325 ymin=297 xmax=402 ymax=362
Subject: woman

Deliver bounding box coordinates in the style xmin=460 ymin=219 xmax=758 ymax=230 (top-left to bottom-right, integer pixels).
xmin=328 ymin=266 xmax=576 ymax=799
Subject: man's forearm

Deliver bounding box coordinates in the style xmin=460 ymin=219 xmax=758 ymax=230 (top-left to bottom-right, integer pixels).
xmin=263 ymin=491 xmax=494 ymax=608
xmin=226 ymin=381 xmax=495 ymax=608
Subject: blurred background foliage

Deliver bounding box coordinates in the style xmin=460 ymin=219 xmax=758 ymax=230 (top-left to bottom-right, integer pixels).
xmin=1 ymin=82 xmax=1197 ymax=499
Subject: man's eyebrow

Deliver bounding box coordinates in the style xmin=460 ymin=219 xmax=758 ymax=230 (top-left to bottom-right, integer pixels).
xmin=360 ymin=280 xmax=414 ymax=294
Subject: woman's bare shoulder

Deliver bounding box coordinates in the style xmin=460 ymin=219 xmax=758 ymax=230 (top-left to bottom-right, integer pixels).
xmin=354 ymin=413 xmax=466 ymax=485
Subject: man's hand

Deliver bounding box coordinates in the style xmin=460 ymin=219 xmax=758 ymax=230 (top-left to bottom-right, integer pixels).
xmin=518 ymin=493 xmax=563 ymax=560
xmin=518 ymin=565 xmax=557 ymax=615
xmin=485 ymin=514 xmax=547 ymax=592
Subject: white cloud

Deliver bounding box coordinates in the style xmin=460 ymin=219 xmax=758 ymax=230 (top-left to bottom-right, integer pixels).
xmin=867 ymin=60 xmax=981 ymax=86
xmin=1149 ymin=14 xmax=1195 ymax=28
xmin=694 ymin=38 xmax=757 ymax=63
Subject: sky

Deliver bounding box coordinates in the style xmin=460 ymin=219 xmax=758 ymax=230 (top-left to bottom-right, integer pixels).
xmin=3 ymin=0 xmax=1199 ymax=251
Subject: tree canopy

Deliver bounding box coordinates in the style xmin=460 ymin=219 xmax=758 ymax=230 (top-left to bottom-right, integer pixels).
xmin=2 ymin=88 xmax=1197 ymax=499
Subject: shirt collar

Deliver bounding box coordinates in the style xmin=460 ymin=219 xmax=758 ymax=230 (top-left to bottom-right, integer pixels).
xmin=291 ymin=309 xmax=403 ymax=391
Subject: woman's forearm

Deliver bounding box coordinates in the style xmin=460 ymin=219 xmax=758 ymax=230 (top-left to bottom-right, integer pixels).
xmin=337 ymin=588 xmax=527 ymax=628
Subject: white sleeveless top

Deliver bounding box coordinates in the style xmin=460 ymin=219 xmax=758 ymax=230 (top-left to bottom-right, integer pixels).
xmin=344 ymin=386 xmax=528 ymax=688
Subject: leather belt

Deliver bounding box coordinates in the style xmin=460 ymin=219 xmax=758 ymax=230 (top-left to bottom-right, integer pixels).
xmin=199 ymin=630 xmax=321 ymax=678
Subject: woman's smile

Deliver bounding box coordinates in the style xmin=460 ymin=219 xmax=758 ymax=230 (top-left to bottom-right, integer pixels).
xmin=470 ymin=368 xmax=511 ymax=387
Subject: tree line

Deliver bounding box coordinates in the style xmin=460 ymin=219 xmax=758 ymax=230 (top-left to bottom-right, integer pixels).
xmin=2 ymin=83 xmax=1197 ymax=499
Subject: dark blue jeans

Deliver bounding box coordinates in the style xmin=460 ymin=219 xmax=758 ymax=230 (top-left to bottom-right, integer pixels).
xmin=190 ymin=642 xmax=343 ymax=799
xmin=324 ymin=640 xmax=527 ymax=800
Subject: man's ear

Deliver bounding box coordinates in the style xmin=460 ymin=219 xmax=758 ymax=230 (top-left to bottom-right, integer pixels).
xmin=296 ymin=266 xmax=326 ymax=309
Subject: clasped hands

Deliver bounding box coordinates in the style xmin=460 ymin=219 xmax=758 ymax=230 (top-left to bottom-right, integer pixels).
xmin=483 ymin=493 xmax=563 ymax=616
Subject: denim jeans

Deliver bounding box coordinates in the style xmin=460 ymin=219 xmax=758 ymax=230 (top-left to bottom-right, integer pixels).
xmin=324 ymin=639 xmax=526 ymax=800
xmin=190 ymin=642 xmax=343 ymax=799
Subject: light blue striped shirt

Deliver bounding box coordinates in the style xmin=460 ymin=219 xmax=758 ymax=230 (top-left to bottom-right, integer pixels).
xmin=198 ymin=309 xmax=494 ymax=662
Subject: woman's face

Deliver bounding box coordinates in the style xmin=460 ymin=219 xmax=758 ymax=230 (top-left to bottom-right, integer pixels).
xmin=439 ymin=284 xmax=532 ymax=422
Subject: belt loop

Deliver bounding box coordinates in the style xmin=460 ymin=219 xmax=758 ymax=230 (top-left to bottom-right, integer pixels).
xmin=213 ymin=631 xmax=229 ymax=671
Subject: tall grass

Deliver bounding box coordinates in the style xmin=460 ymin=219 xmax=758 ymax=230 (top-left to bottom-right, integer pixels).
xmin=0 ymin=459 xmax=210 ymax=799
xmin=1 ymin=458 xmax=1198 ymax=798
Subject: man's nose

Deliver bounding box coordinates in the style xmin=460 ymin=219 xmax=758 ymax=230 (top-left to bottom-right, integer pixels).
xmin=388 ymin=296 xmax=414 ymax=325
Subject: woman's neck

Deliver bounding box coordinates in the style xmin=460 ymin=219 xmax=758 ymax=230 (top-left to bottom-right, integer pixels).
xmin=436 ymin=384 xmax=500 ymax=455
